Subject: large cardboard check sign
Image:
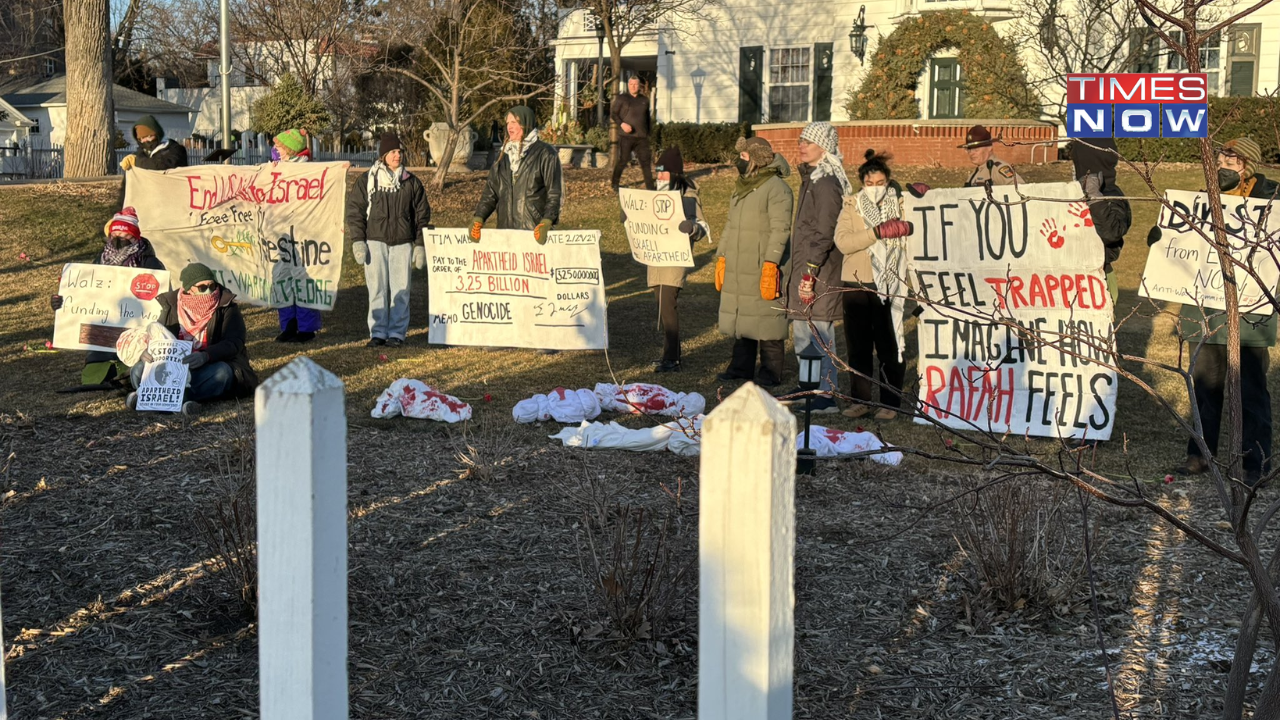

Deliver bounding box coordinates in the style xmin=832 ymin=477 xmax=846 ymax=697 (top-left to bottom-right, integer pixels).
xmin=619 ymin=189 xmax=694 ymax=267
xmin=1140 ymin=189 xmax=1280 ymax=314
xmin=906 ymin=182 xmax=1118 ymax=440
xmin=426 ymin=229 xmax=609 ymax=350
xmin=124 ymin=162 xmax=348 ymax=310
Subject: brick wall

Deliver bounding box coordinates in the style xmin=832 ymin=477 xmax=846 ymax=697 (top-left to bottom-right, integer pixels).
xmin=752 ymin=120 xmax=1060 ymax=169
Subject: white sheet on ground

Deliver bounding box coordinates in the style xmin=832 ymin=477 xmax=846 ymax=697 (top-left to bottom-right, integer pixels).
xmin=371 ymin=379 xmax=472 ymax=422
xmin=550 ymin=414 xmax=705 ymax=455
xmin=512 ymin=387 xmax=602 ymax=424
xmin=593 ymin=382 xmax=705 ymax=417
xmin=797 ymin=425 xmax=903 ymax=466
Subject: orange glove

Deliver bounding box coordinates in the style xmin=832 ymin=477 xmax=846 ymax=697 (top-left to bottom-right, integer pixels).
xmin=533 ymin=219 xmax=552 ymax=245
xmin=760 ymin=262 xmax=781 ymax=300
xmin=469 ymin=217 xmax=483 ymax=241
xmin=715 ymin=256 xmax=725 ymax=292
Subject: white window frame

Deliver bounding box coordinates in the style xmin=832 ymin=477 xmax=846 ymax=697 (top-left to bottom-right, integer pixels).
xmin=1167 ymin=29 xmax=1224 ymax=96
xmin=766 ymin=46 xmax=812 ymax=123
xmin=42 ymin=58 xmax=56 ymax=77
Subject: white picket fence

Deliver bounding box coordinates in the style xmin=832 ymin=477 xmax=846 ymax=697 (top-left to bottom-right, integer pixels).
xmin=0 ymin=361 xmax=797 ymax=719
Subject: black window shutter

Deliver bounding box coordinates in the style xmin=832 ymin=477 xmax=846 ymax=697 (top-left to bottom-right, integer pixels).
xmin=813 ymin=43 xmax=833 ymax=121
xmin=739 ymin=46 xmax=764 ymax=124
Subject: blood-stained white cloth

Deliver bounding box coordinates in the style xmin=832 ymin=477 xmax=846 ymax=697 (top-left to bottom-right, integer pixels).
xmin=550 ymin=414 xmax=705 ymax=455
xmin=593 ymin=382 xmax=705 ymax=417
xmin=512 ymin=387 xmax=602 ymax=424
xmin=115 ymin=322 xmax=177 ymax=367
xmin=796 ymin=425 xmax=903 ymax=466
xmin=371 ymin=379 xmax=472 ymax=422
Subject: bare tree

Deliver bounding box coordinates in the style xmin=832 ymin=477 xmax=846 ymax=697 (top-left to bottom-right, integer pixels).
xmin=376 ymin=0 xmax=549 ymax=190
xmin=133 ymin=0 xmax=216 ymax=88
xmin=571 ymin=0 xmax=714 ymax=167
xmin=63 ymin=0 xmax=114 ymax=176
xmin=1011 ymin=0 xmax=1146 ymax=120
xmin=230 ymin=0 xmax=364 ymax=97
xmin=0 ymin=0 xmax=64 ymax=79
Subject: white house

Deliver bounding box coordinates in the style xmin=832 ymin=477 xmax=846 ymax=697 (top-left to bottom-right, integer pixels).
xmin=0 ymin=75 xmax=195 ymax=148
xmin=0 ymin=96 xmax=36 ymax=146
xmin=552 ymin=0 xmax=1280 ymax=128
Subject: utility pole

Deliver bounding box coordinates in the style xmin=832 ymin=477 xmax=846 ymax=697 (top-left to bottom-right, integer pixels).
xmin=219 ymin=0 xmax=232 ymax=150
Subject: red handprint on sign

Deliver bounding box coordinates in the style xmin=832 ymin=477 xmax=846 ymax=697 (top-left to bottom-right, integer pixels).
xmin=1041 ymin=218 xmax=1066 ymax=249
xmin=1068 ymin=202 xmax=1094 ymax=228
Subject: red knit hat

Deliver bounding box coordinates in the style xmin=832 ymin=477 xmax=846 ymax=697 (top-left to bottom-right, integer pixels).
xmin=108 ymin=207 xmax=141 ymax=239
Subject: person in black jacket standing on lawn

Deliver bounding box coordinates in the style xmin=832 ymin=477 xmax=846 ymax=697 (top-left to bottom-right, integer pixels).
xmin=471 ymin=106 xmax=562 ymax=240
xmin=118 ymin=114 xmax=188 ymax=207
xmin=610 ymin=76 xmax=655 ymax=192
xmin=347 ymin=132 xmax=432 ymax=348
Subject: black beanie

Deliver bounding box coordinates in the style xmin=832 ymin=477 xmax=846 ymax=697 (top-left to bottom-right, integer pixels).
xmin=656 ymin=147 xmax=684 ymax=177
xmin=378 ymin=132 xmax=403 ymax=159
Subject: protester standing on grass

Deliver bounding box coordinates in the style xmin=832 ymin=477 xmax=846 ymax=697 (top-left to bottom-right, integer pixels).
xmin=126 ymin=263 xmax=258 ymax=416
xmin=117 ymin=114 xmax=188 ymax=207
xmin=1148 ymin=136 xmax=1278 ymax=484
xmin=833 ymin=150 xmax=915 ymax=421
xmin=50 ymin=207 xmax=166 ymax=389
xmin=715 ymin=137 xmax=793 ymax=387
xmin=347 ymin=132 xmax=431 ymax=348
xmin=780 ymin=122 xmax=847 ymax=413
xmin=610 ymin=76 xmax=655 ymax=192
xmin=638 ymin=147 xmax=709 ymax=373
xmin=269 ymin=128 xmax=326 ymax=343
xmin=1071 ymin=138 xmax=1131 ymax=306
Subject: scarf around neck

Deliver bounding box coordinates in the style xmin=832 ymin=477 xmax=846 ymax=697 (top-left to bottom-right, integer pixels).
xmin=857 ymin=186 xmax=901 ymax=226
xmin=366 ymin=161 xmax=408 ymax=216
xmin=504 ymin=128 xmax=540 ymax=176
xmin=732 ymin=165 xmax=778 ymax=200
xmin=177 ymin=289 xmax=221 ymax=351
xmin=811 ymin=152 xmax=854 ymax=196
xmin=101 ymin=238 xmax=146 ymax=267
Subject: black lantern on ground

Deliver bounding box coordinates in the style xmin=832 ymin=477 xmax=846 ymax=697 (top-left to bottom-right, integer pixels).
xmin=796 ymin=343 xmax=824 ymax=475
xmin=594 ymin=17 xmax=606 ymax=129
xmin=848 ymin=5 xmax=868 ymax=64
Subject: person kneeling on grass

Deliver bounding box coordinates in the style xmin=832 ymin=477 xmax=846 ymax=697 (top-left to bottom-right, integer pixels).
xmin=126 ymin=263 xmax=259 ymax=415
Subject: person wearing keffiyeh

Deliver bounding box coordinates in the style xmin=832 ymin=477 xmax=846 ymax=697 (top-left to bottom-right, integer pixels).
xmin=832 ymin=150 xmax=914 ymax=421
xmin=49 ymin=207 xmax=166 ymax=389
xmin=124 ymin=263 xmax=258 ymax=415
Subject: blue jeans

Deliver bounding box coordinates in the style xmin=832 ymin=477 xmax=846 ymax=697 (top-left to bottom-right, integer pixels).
xmin=792 ymin=319 xmax=837 ymax=393
xmin=131 ymin=360 xmax=236 ymax=403
xmin=365 ymin=241 xmax=413 ymax=340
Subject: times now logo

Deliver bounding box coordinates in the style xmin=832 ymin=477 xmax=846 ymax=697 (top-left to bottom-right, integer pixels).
xmin=1066 ymin=73 xmax=1209 ymax=138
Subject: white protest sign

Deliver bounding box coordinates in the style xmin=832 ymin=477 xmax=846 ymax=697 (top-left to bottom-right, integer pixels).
xmin=124 ymin=162 xmax=348 ymax=310
xmin=425 ymin=228 xmax=608 ymax=350
xmin=52 ymin=264 xmax=170 ymax=352
xmin=620 ymin=189 xmax=694 ymax=267
xmin=136 ymin=339 xmax=192 ymax=412
xmin=906 ymin=182 xmax=1118 ymax=440
xmin=1140 ymin=189 xmax=1280 ymax=314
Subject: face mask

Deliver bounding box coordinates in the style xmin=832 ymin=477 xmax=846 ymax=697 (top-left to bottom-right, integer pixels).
xmin=139 ymin=138 xmax=159 ymax=152
xmin=656 ymin=179 xmax=670 ymax=192
xmin=270 ymin=147 xmax=281 ymax=162
xmin=735 ymin=158 xmax=751 ymax=176
xmin=1219 ymin=168 xmax=1242 ymax=192
xmin=861 ymin=185 xmax=888 ymax=204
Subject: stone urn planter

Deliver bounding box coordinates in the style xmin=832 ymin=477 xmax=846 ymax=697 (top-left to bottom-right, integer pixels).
xmin=424 ymin=123 xmax=479 ymax=167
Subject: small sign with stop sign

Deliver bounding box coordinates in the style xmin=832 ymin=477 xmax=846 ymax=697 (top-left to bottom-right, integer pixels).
xmin=52 ymin=264 xmax=172 ymax=353
xmin=619 ymin=188 xmax=695 ymax=268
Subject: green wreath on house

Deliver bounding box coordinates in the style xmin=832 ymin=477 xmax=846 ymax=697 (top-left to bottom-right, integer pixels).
xmin=846 ymin=10 xmax=1040 ymax=120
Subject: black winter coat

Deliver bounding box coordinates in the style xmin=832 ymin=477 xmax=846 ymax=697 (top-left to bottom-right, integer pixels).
xmin=154 ymin=289 xmax=258 ymax=396
xmin=346 ymin=169 xmax=432 ymax=247
xmin=1091 ymin=182 xmax=1131 ymax=272
xmin=784 ymin=168 xmax=844 ymax=322
xmin=85 ymin=240 xmax=166 ymax=366
xmin=474 ymin=141 xmax=563 ymax=230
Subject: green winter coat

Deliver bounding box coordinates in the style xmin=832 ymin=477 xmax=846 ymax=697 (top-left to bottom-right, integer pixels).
xmin=717 ymin=155 xmax=794 ymax=341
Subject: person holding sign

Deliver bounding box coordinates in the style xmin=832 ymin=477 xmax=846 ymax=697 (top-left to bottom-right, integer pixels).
xmin=117 ymin=115 xmax=188 ymax=208
xmin=346 ymin=132 xmax=432 ymax=348
xmin=50 ymin=206 xmax=167 ymax=388
xmin=271 ymin=128 xmax=325 ymax=344
xmin=124 ymin=263 xmax=258 ymax=415
xmin=960 ymin=125 xmax=1023 ymax=188
xmin=640 ymin=147 xmax=709 ymax=372
xmin=833 ymin=150 xmax=913 ymax=421
xmin=1148 ymin=137 xmax=1279 ymax=483
xmin=471 ymin=106 xmax=563 ymax=242
xmin=715 ymin=137 xmax=793 ymax=387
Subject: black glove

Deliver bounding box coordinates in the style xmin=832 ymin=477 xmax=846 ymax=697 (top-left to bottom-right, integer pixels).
xmin=183 ymin=351 xmax=209 ymax=369
xmin=619 ymin=208 xmax=627 ymax=224
xmin=1147 ymin=226 xmax=1162 ymax=247
xmin=50 ymin=294 xmax=63 ymax=311
xmin=678 ymin=219 xmax=695 ymax=234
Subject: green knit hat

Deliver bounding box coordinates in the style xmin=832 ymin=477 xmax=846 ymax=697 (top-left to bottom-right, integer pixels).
xmin=180 ymin=263 xmax=217 ymax=290
xmin=275 ymin=128 xmax=307 ymax=153
xmin=506 ymin=106 xmax=537 ymax=132
xmin=132 ymin=115 xmax=164 ymax=142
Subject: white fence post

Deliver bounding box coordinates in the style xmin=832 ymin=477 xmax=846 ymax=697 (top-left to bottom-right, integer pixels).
xmin=698 ymin=383 xmax=797 ymax=720
xmin=256 ymin=357 xmax=348 ymax=720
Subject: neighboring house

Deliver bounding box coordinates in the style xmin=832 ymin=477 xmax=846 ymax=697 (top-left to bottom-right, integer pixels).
xmin=0 ymin=96 xmax=36 ymax=146
xmin=0 ymin=75 xmax=194 ymax=148
xmin=552 ymin=0 xmax=1280 ymax=127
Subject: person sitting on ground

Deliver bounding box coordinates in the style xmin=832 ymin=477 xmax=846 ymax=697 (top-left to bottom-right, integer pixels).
xmin=50 ymin=207 xmax=166 ymax=389
xmin=126 ymin=263 xmax=258 ymax=415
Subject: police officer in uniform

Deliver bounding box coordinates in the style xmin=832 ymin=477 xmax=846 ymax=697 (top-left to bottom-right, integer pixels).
xmin=960 ymin=124 xmax=1023 ymax=187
